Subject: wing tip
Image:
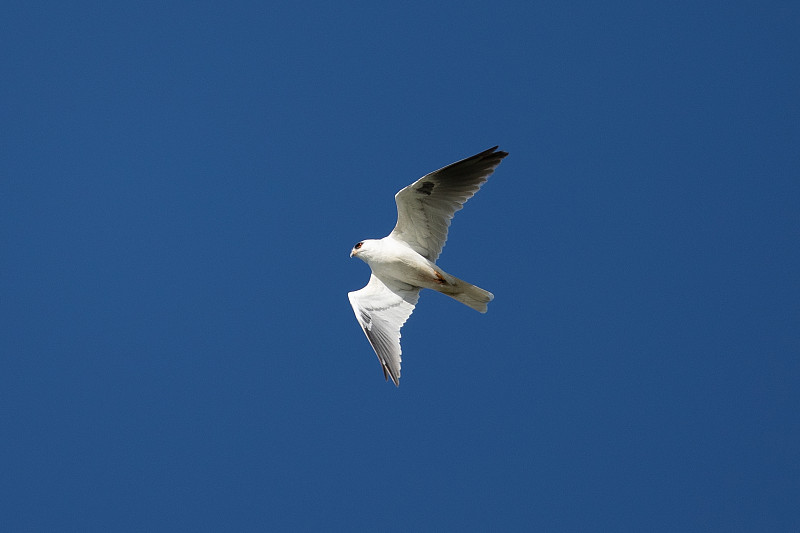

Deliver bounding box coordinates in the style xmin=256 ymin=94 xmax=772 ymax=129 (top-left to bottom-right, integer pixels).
xmin=483 ymin=145 xmax=509 ymax=160
xmin=382 ymin=364 xmax=401 ymax=386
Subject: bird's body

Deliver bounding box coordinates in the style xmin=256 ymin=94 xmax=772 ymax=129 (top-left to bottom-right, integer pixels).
xmin=349 ymin=146 xmax=507 ymax=385
xmin=352 ymin=237 xmax=493 ymax=312
xmin=352 ymin=238 xmax=435 ymax=289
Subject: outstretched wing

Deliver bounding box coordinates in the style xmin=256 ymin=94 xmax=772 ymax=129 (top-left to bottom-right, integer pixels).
xmin=390 ymin=146 xmax=508 ymax=262
xmin=348 ymin=274 xmax=421 ymax=386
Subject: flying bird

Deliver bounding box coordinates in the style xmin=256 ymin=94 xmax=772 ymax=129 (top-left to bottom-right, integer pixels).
xmin=348 ymin=146 xmax=507 ymax=385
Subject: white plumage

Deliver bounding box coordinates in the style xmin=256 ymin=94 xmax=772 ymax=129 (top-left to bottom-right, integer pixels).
xmin=349 ymin=146 xmax=508 ymax=385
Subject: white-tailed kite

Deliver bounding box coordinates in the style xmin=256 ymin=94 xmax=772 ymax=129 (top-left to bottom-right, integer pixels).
xmin=349 ymin=146 xmax=508 ymax=385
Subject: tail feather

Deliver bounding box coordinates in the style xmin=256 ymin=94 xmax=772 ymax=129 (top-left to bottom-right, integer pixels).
xmin=435 ymin=273 xmax=494 ymax=313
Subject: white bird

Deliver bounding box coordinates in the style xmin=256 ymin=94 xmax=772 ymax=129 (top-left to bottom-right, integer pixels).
xmin=349 ymin=146 xmax=508 ymax=385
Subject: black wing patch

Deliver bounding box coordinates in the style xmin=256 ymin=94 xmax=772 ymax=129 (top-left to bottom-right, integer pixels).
xmin=416 ymin=181 xmax=434 ymax=195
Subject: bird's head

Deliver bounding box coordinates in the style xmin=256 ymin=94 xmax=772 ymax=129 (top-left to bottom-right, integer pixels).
xmin=350 ymin=239 xmax=375 ymax=260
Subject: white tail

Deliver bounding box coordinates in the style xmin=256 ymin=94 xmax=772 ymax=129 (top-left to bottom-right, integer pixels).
xmin=434 ymin=273 xmax=494 ymax=313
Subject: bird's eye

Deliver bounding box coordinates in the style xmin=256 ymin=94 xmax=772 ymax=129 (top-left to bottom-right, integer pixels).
xmin=355 ymin=242 xmax=363 ymax=249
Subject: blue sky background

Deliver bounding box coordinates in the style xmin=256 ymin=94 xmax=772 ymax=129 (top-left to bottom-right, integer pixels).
xmin=2 ymin=1 xmax=798 ymax=531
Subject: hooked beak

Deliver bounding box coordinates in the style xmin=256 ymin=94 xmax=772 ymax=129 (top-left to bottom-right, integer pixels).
xmin=350 ymin=249 xmax=356 ymax=258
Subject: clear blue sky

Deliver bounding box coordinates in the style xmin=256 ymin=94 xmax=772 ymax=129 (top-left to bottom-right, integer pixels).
xmin=2 ymin=1 xmax=798 ymax=531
